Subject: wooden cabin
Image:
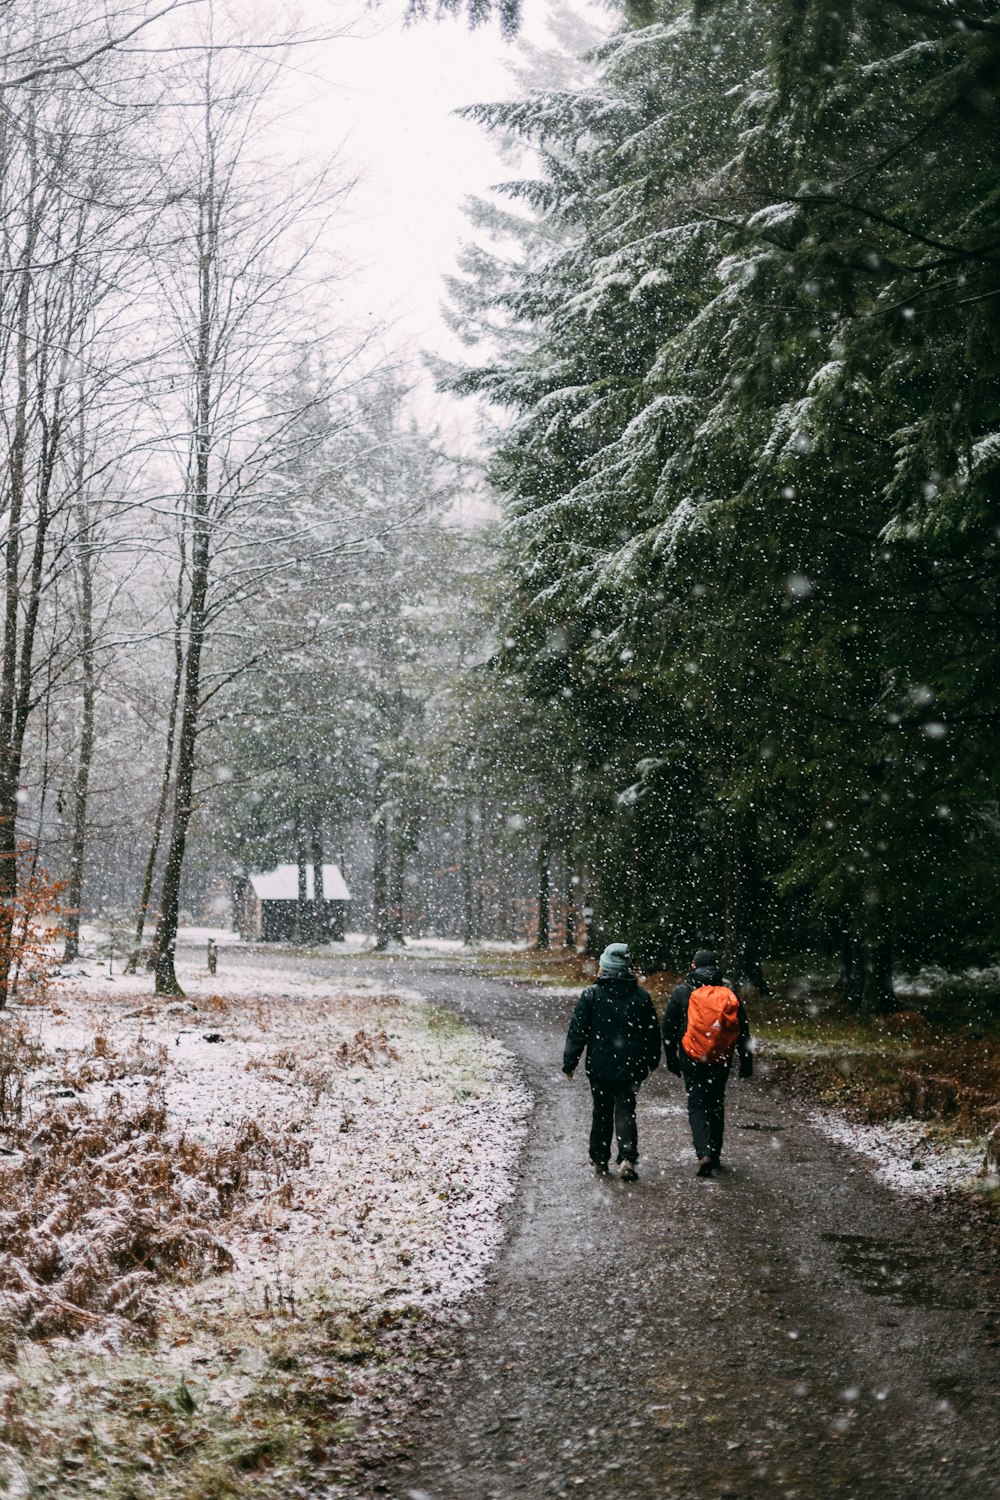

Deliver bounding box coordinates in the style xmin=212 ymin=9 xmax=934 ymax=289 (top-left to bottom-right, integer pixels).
xmin=247 ymin=863 xmax=351 ymax=943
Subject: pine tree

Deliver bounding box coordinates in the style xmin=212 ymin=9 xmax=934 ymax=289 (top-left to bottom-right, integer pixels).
xmin=450 ymin=0 xmax=1000 ymax=993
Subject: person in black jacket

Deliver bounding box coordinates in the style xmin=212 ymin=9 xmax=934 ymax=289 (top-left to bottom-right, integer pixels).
xmin=563 ymin=943 xmax=661 ymax=1181
xmin=663 ymin=948 xmax=753 ymax=1177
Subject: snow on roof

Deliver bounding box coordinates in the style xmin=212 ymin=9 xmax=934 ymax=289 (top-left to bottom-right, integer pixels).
xmin=249 ymin=864 xmax=351 ymax=902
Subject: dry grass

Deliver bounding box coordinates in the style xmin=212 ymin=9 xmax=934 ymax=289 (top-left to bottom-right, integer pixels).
xmin=765 ymin=1029 xmax=1000 ymax=1138
xmin=331 ymin=1026 xmax=400 ymax=1068
xmin=0 ymin=1091 xmax=230 ymax=1356
xmin=200 ymin=993 xmax=233 ymax=1017
xmin=61 ymin=1033 xmax=170 ymax=1091
xmin=0 ymin=1021 xmax=46 ymax=1131
xmin=0 ymin=971 xmax=522 ymax=1496
xmin=244 ymin=1027 xmax=399 ymax=1105
xmin=0 ymin=1019 xmax=309 ymax=1359
xmin=745 ymin=975 xmax=1000 ymax=1141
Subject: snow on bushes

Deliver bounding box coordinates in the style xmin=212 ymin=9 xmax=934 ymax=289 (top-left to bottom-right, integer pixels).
xmin=0 ymin=1032 xmax=303 ymax=1355
xmin=0 ymin=961 xmax=528 ymax=1375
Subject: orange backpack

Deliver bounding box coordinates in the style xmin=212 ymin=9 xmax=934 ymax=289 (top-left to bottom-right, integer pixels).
xmin=682 ymin=984 xmax=741 ymax=1064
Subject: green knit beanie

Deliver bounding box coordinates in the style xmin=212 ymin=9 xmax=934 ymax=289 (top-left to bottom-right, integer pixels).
xmin=599 ymin=943 xmax=631 ymax=974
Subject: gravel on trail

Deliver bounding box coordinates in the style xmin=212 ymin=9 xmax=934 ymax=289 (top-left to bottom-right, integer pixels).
xmin=223 ymin=948 xmax=1000 ymax=1500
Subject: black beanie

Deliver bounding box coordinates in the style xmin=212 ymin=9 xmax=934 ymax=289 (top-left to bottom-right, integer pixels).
xmin=693 ymin=948 xmax=718 ymax=969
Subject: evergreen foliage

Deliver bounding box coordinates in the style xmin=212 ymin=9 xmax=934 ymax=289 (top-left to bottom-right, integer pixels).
xmin=449 ymin=0 xmax=1000 ymax=1005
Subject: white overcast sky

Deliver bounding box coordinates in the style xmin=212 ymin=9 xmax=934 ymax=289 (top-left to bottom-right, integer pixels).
xmin=261 ymin=0 xmax=607 ymax=431
xmin=296 ymin=1 xmax=517 ymax=342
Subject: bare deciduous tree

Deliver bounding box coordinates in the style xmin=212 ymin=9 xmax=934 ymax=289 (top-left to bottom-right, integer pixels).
xmin=145 ymin=37 xmax=367 ymax=993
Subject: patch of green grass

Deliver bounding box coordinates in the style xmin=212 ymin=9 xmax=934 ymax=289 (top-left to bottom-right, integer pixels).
xmin=5 ymin=1297 xmax=437 ymax=1499
xmin=470 ymin=950 xmax=589 ymax=983
xmin=425 ymin=1005 xmax=465 ymax=1037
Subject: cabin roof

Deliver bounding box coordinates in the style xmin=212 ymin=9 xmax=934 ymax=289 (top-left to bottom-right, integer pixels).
xmin=249 ymin=863 xmax=351 ymax=902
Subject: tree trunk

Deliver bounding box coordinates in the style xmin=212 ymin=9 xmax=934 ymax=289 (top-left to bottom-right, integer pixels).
xmin=562 ymin=846 xmax=576 ymax=949
xmin=132 ymin=649 xmax=182 ymax=960
xmin=310 ymin=807 xmax=324 ymax=943
xmin=153 ymin=122 xmax=217 ymax=997
xmin=372 ymin=809 xmax=391 ymax=950
xmin=388 ymin=821 xmax=406 ymax=944
xmin=838 ymin=928 xmax=861 ymax=1003
xmin=860 ymin=952 xmax=894 ymax=1016
xmin=0 ymin=104 xmax=84 ymax=1003
xmin=536 ymin=822 xmax=551 ymax=950
xmin=461 ymin=801 xmax=476 ymax=947
xmin=62 ymin=496 xmax=96 ymax=963
xmin=841 ymin=935 xmax=894 ymax=1014
xmin=293 ymin=769 xmax=309 ymax=943
xmin=723 ymin=807 xmax=767 ymax=991
xmin=232 ymin=871 xmax=252 ymax=940
xmin=152 ymin=526 xmax=210 ymax=995
xmin=389 ymin=790 xmax=418 ymax=945
xmin=0 ymin=111 xmax=38 ymax=1008
xmin=839 ymin=879 xmax=895 ymax=1014
xmin=473 ymin=812 xmax=484 ymax=941
xmin=581 ymin=864 xmax=601 ymax=957
xmin=859 ymin=877 xmax=894 ymax=1014
xmin=295 ymin=836 xmax=309 ymax=945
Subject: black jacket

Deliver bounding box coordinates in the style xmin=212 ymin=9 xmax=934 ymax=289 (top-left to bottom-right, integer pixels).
xmin=563 ymin=974 xmax=661 ymax=1086
xmin=662 ymin=964 xmax=752 ymax=1075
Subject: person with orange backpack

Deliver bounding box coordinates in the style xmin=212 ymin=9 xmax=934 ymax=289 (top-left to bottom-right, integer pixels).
xmin=663 ymin=948 xmax=753 ymax=1177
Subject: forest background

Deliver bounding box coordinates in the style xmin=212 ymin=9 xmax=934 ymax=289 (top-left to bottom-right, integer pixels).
xmin=0 ymin=0 xmax=997 ymax=1014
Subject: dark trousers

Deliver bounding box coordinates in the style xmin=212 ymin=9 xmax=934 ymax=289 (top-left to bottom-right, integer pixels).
xmin=588 ymin=1078 xmax=638 ymax=1165
xmin=682 ymin=1060 xmax=729 ymax=1160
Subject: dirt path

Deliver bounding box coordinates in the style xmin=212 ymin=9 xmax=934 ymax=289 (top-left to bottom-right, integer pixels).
xmin=220 ymin=948 xmax=1000 ymax=1500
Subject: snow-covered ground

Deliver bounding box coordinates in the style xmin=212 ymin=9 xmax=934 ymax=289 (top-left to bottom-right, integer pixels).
xmin=807 ymin=1109 xmax=988 ymax=1196
xmin=166 ymin=926 xmax=532 ymax=957
xmin=0 ymin=949 xmax=532 ymax=1494
xmin=895 ymin=963 xmax=1000 ymax=999
xmin=32 ymin=951 xmax=530 ymax=1326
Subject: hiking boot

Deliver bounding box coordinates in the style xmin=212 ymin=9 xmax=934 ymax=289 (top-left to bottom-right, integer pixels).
xmin=619 ymin=1160 xmax=638 ymax=1182
xmin=589 ymin=1156 xmax=609 ymax=1174
xmin=710 ymin=1154 xmax=727 ymax=1173
xmin=696 ymin=1156 xmax=714 ymax=1177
